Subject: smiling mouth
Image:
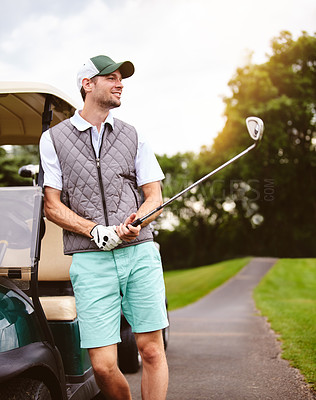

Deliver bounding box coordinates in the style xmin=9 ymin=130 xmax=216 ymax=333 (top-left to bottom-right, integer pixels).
xmin=112 ymin=92 xmax=121 ymax=98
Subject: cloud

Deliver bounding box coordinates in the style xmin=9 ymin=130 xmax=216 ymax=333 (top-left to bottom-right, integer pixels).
xmin=1 ymin=0 xmax=315 ymax=155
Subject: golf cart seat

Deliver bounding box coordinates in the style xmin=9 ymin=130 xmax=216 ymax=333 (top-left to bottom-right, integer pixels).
xmin=38 ymin=219 xmax=76 ymax=321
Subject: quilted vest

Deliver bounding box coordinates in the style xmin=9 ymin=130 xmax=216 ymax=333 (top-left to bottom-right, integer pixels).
xmin=49 ymin=118 xmax=153 ymax=254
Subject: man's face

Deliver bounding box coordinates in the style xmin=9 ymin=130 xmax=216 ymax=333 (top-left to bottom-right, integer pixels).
xmin=91 ymin=70 xmax=123 ymax=110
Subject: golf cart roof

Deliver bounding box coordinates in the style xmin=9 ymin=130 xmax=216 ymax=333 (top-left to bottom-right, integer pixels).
xmin=0 ymin=81 xmax=78 ymax=145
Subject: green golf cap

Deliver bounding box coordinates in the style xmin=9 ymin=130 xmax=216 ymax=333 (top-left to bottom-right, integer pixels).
xmin=77 ymin=55 xmax=135 ymax=90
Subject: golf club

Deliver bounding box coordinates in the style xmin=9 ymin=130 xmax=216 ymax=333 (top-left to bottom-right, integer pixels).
xmin=131 ymin=116 xmax=264 ymax=228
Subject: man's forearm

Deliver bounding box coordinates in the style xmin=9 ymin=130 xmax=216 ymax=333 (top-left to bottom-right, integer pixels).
xmin=136 ymin=183 xmax=163 ymax=227
xmin=44 ymin=192 xmax=95 ymax=238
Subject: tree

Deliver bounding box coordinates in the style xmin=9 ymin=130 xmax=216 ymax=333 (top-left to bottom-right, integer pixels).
xmin=157 ymin=31 xmax=316 ymax=269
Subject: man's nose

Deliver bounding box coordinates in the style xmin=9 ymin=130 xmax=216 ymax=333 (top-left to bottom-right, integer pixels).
xmin=116 ymin=79 xmax=123 ymax=88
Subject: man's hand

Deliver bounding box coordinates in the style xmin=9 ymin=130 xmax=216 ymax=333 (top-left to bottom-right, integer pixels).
xmin=116 ymin=213 xmax=141 ymax=242
xmin=90 ymin=225 xmax=122 ymax=251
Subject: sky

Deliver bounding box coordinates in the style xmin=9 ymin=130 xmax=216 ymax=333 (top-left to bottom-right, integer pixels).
xmin=1 ymin=0 xmax=315 ymax=155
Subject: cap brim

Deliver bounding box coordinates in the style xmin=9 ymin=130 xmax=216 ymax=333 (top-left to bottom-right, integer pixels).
xmin=97 ymin=61 xmax=134 ymax=79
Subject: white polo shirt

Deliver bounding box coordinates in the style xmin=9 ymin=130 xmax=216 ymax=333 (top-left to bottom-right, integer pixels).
xmin=39 ymin=110 xmax=164 ymax=190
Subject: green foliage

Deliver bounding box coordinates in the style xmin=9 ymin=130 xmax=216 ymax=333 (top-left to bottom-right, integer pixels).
xmin=157 ymin=31 xmax=316 ymax=268
xmin=164 ymin=257 xmax=250 ymax=310
xmin=254 ymin=259 xmax=316 ymax=389
xmin=0 ymin=145 xmax=39 ymax=186
xmin=157 ymin=152 xmax=196 ymax=213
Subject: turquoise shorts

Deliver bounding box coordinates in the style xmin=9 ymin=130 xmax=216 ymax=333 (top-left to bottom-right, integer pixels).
xmin=69 ymin=242 xmax=169 ymax=349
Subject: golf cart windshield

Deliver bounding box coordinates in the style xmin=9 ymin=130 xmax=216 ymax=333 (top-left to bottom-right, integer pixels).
xmin=0 ymin=186 xmax=42 ymax=275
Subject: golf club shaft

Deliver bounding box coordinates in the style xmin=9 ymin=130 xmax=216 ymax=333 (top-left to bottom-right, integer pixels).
xmin=131 ymin=142 xmax=256 ymax=227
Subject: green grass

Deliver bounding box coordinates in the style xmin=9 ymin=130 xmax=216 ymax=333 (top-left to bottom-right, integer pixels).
xmin=164 ymin=257 xmax=251 ymax=311
xmin=254 ymin=258 xmax=316 ymax=389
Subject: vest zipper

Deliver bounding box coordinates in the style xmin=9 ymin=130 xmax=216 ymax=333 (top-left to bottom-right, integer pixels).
xmin=95 ymin=157 xmax=109 ymax=225
xmin=90 ymin=129 xmax=109 ymax=226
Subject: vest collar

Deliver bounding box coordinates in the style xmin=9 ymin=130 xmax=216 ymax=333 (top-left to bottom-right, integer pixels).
xmin=70 ymin=109 xmax=114 ymax=132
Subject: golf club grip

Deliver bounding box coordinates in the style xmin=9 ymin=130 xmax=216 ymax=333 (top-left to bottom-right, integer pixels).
xmin=131 ymin=218 xmax=143 ymax=227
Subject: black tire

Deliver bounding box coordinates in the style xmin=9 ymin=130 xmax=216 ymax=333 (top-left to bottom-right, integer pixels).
xmin=162 ymin=324 xmax=170 ymax=350
xmin=0 ymin=377 xmax=51 ymax=400
xmin=92 ymin=391 xmax=107 ymax=400
xmin=118 ymin=326 xmax=140 ymax=374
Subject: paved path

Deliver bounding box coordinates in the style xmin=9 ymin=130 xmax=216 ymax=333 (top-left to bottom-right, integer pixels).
xmin=125 ymin=258 xmax=316 ymax=399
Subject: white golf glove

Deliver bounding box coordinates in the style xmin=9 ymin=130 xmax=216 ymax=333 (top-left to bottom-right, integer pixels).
xmin=90 ymin=225 xmax=122 ymax=251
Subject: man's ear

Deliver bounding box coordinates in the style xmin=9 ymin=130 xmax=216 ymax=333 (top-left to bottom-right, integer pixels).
xmin=82 ymin=78 xmax=94 ymax=94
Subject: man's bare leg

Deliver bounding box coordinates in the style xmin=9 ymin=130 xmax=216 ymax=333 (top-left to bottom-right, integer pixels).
xmin=135 ymin=330 xmax=168 ymax=400
xmin=89 ymin=344 xmax=132 ymax=400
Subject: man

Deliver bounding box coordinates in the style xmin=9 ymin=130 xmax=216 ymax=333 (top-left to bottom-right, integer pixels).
xmin=39 ymin=55 xmax=169 ymax=400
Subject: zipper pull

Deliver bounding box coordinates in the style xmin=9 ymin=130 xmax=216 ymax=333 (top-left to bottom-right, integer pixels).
xmin=96 ymin=158 xmax=100 ymax=168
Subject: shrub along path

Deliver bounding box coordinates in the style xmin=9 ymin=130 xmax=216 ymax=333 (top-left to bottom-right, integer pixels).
xmin=125 ymin=258 xmax=316 ymax=399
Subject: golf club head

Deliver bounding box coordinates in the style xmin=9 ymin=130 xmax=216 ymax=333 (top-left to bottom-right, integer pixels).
xmin=246 ymin=117 xmax=264 ymax=143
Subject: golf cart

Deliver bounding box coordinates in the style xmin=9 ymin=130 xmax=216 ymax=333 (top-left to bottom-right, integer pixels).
xmin=0 ymin=82 xmax=168 ymax=399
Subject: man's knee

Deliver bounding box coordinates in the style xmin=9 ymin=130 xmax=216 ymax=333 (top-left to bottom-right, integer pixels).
xmin=141 ymin=342 xmax=164 ymax=365
xmin=93 ymin=357 xmax=118 ymax=379
xmin=89 ymin=345 xmax=119 ymax=379
xmin=136 ymin=331 xmax=165 ymax=366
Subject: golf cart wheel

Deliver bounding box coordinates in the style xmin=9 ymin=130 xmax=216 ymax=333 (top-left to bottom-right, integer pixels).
xmin=118 ymin=326 xmax=140 ymax=374
xmin=0 ymin=377 xmax=52 ymax=399
xmin=163 ymin=323 xmax=170 ymax=350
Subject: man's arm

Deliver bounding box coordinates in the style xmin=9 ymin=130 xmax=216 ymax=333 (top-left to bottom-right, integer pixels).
xmin=44 ymin=186 xmax=95 ymax=238
xmin=116 ymin=181 xmax=163 ymax=241
xmin=136 ymin=181 xmax=163 ymax=226
xmin=45 ymin=181 xmax=163 ymax=243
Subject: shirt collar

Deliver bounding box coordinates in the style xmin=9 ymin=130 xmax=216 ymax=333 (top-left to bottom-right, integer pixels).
xmin=70 ymin=109 xmax=114 ymax=132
